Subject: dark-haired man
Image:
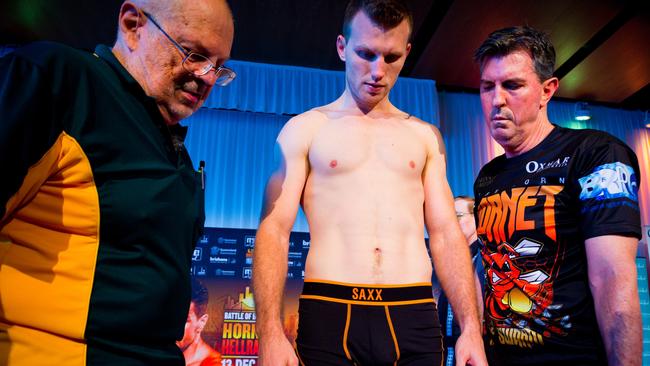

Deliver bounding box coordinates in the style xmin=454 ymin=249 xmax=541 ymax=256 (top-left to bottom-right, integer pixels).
xmin=474 ymin=26 xmax=642 ymax=365
xmin=253 ymin=1 xmax=486 ymax=365
xmin=178 ymin=279 xmax=222 ymax=366
xmin=0 ymin=0 xmax=234 ymax=365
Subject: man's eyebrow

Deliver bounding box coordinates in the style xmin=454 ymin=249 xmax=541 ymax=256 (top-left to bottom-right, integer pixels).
xmin=479 ymin=77 xmax=527 ymax=83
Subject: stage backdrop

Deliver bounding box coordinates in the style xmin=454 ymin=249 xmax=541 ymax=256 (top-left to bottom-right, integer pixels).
xmin=182 ymin=60 xmax=650 ymax=364
xmin=191 ymin=227 xmax=309 ymax=365
xmin=183 ymin=61 xmax=649 ymax=231
xmin=183 ymin=59 xmax=440 ymax=232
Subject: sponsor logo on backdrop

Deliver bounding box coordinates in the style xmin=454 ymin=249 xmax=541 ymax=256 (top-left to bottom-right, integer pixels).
xmin=192 ymin=247 xmax=202 ymax=262
xmin=220 ymin=248 xmax=238 ymax=256
xmin=242 ymin=267 xmax=252 ymax=279
xmin=218 ymin=237 xmax=238 ymax=245
xmin=199 ymin=235 xmax=209 ymax=244
xmin=210 ymin=247 xmax=238 ymax=256
xmin=287 ymin=260 xmax=302 ymax=268
xmin=210 ymin=256 xmax=229 ymax=264
xmin=216 ymin=269 xmax=236 ymax=277
xmin=244 ymin=236 xmax=256 ymax=248
xmin=302 ymin=240 xmax=310 ymax=249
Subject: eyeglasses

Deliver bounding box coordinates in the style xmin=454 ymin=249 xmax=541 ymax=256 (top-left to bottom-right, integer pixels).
xmin=456 ymin=212 xmax=473 ymax=218
xmin=142 ymin=11 xmax=236 ymax=87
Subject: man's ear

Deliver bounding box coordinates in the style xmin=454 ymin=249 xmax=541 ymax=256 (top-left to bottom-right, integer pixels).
xmin=540 ymin=77 xmax=559 ymax=108
xmin=118 ymin=1 xmax=144 ymax=51
xmin=336 ymin=35 xmax=347 ymax=62
xmin=197 ymin=313 xmax=209 ymax=332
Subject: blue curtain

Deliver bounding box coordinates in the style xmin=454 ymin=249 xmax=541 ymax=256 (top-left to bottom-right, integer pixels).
xmin=184 ymin=60 xmax=440 ymax=231
xmin=0 ymin=46 xmax=15 ymax=58
xmin=209 ymin=60 xmax=440 ymax=124
xmin=183 ymin=108 xmax=312 ymax=231
xmin=439 ymin=90 xmax=496 ymax=197
xmin=183 ymin=60 xmax=648 ymax=229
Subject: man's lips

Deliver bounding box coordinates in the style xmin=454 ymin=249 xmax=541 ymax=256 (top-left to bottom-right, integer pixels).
xmin=365 ymin=83 xmax=385 ymax=92
xmin=180 ymin=90 xmax=201 ymax=105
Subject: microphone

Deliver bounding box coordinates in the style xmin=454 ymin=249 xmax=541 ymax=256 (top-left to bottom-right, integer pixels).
xmin=199 ymin=161 xmax=205 ymax=190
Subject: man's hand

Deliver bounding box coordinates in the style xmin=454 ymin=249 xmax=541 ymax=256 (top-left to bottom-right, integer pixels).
xmin=454 ymin=328 xmax=488 ymax=366
xmin=258 ymin=333 xmax=299 ymax=366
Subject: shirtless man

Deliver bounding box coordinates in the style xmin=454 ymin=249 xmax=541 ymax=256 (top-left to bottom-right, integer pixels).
xmin=252 ymin=1 xmax=486 ymax=365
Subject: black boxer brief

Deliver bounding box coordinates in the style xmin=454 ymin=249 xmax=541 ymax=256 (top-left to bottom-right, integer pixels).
xmin=295 ymin=280 xmax=442 ymax=366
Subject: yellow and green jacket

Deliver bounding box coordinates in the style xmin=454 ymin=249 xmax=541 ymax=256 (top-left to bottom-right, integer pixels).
xmin=0 ymin=42 xmax=205 ymax=365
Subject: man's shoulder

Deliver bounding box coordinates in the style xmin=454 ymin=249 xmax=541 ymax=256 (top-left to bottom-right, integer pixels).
xmin=285 ymin=108 xmax=329 ymax=129
xmin=554 ymin=126 xmax=635 ymax=161
xmin=404 ymin=114 xmax=439 ymax=134
xmin=276 ymin=109 xmax=328 ymax=145
xmin=11 ymin=41 xmax=93 ymax=68
xmin=295 ymin=107 xmax=330 ymax=120
xmin=556 ymin=125 xmax=621 ymax=147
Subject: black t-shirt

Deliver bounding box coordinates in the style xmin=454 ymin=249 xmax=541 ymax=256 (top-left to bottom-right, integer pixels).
xmin=473 ymin=125 xmax=641 ymax=365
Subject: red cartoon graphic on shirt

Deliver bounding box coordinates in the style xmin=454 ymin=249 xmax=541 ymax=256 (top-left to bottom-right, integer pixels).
xmin=482 ymin=238 xmax=571 ymax=348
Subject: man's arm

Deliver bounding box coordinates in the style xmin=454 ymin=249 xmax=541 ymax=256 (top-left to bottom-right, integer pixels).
xmin=474 ymin=271 xmax=484 ymax=321
xmin=252 ymin=116 xmax=311 ymax=366
xmin=0 ymin=46 xmax=61 ymax=224
xmin=586 ymin=235 xmax=642 ymax=366
xmin=421 ymin=125 xmax=487 ymax=366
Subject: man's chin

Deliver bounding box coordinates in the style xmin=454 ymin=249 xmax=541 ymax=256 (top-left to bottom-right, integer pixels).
xmin=163 ymin=104 xmax=198 ymax=125
xmin=491 ymin=130 xmax=513 ymax=145
xmin=176 ymin=341 xmax=189 ymax=351
xmin=357 ymin=93 xmax=385 ymax=108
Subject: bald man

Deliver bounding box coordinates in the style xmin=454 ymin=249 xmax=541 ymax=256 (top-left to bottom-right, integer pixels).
xmin=0 ymin=1 xmax=234 ymax=365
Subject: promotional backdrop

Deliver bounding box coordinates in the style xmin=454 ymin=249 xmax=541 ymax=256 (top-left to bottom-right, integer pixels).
xmin=190 ymin=228 xmax=311 ymax=365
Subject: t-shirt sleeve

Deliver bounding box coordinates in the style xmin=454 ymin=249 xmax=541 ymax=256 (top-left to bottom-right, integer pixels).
xmin=0 ymin=47 xmax=60 ymax=221
xmin=574 ymin=133 xmax=642 ymax=240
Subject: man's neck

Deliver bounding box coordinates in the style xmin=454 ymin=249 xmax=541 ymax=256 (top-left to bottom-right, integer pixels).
xmin=505 ymin=119 xmax=555 ymax=158
xmin=111 ymin=43 xmax=178 ymax=125
xmin=182 ymin=339 xmax=204 ymax=361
